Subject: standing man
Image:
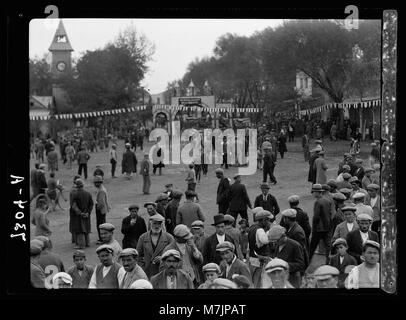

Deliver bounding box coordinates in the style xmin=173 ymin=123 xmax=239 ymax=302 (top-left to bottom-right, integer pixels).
xmin=77 ymin=147 xmax=90 ymax=180
xmin=215 ymin=168 xmax=230 ymax=214
xmin=302 ymin=132 xmax=310 ymax=162
xmin=94 ymin=175 xmax=110 ymax=244
xmin=47 ymin=146 xmax=58 ymax=173
xmin=176 ymin=190 xmax=205 ymax=228
xmin=223 ymin=215 xmax=244 ymax=260
xmin=287 ymin=195 xmax=311 ymax=248
xmin=353 ymin=193 xmax=373 ymax=218
xmin=332 ymin=205 xmax=359 ymax=245
xmin=346 ymin=213 xmax=379 ymax=264
xmin=165 ymin=191 xmax=183 ymax=235
xmin=118 ymin=248 xmax=148 ymax=289
xmin=191 ymin=220 xmax=208 ymax=255
xmin=122 ymin=143 xmax=137 ymax=179
xmin=362 ymin=168 xmax=379 ymax=190
xmin=277 ymin=132 xmax=287 ymax=159
xmin=163 ymin=183 xmax=174 ymax=202
xmin=216 ymin=241 xmax=252 ymax=285
xmin=88 ymin=245 xmax=122 ymax=289
xmin=140 ymin=153 xmax=151 ymax=194
xmin=185 ymin=164 xmax=199 ymax=201
xmin=36 ymin=164 xmax=48 ymax=196
xmin=162 ymin=224 xmax=204 ymax=287
xmin=221 ymin=136 xmax=229 ymax=169
xmin=268 ymin=225 xmax=305 ymax=288
xmin=67 ymin=250 xmax=94 ymax=288
xmin=109 ymin=144 xmax=118 ymax=178
xmin=366 ymin=184 xmax=381 ymax=236
xmin=31 ymin=197 xmax=52 ymax=238
xmin=202 ymin=215 xmax=236 ymax=265
xmin=313 ymin=151 xmax=328 ymax=185
xmin=121 ymin=204 xmax=147 ymax=249
xmin=309 ymin=184 xmax=332 ymax=263
xmin=155 ymin=193 xmax=169 ymax=218
xmin=353 ymin=159 xmax=365 ymax=181
xmin=99 ymin=223 xmax=122 ymax=260
xmin=70 ymin=179 xmax=94 ymax=249
xmin=308 ymin=148 xmax=320 ymax=186
xmin=150 ymin=249 xmax=194 ymax=289
xmin=254 ymin=183 xmax=280 ymax=217
xmin=228 ymin=174 xmax=252 ymax=222
xmin=65 ymin=142 xmax=76 ymax=170
xmin=136 ymin=214 xmax=174 ymax=278
xmin=262 ymin=147 xmax=277 ymax=184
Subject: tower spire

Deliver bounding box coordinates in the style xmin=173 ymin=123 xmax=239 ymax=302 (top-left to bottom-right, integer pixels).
xmin=49 ymin=20 xmax=73 ymax=52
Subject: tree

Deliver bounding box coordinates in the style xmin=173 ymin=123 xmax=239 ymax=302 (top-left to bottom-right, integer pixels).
xmin=29 ymin=56 xmax=52 ymax=96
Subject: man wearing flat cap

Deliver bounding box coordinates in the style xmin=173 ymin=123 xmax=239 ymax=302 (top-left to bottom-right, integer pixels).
xmin=150 ymin=249 xmax=194 ymax=289
xmin=254 ymin=183 xmax=280 ymax=217
xmin=161 ymin=224 xmax=203 ymax=287
xmin=313 ymin=150 xmax=328 ymax=185
xmin=353 ymin=193 xmax=373 ymax=218
xmin=118 ymin=248 xmax=148 ymax=289
xmin=331 ymin=205 xmax=359 ymax=247
xmin=346 ymin=213 xmax=379 ymax=264
xmin=191 ymin=220 xmax=208 ymax=257
xmin=366 ymin=184 xmax=381 ymax=236
xmin=155 ymin=193 xmax=169 ymax=220
xmin=136 ymin=214 xmax=174 ymax=278
xmin=263 ymin=258 xmax=294 ymax=288
xmin=346 ymin=240 xmax=380 ymax=288
xmin=309 ymin=184 xmax=333 ymax=263
xmin=362 ymin=168 xmax=378 ymax=190
xmin=288 ymin=196 xmax=311 ymax=247
xmin=121 ymin=204 xmax=147 ymax=249
xmin=262 ymin=146 xmax=277 ymax=185
xmin=215 ymin=168 xmax=230 ymax=214
xmin=198 ymin=263 xmax=221 ymax=289
xmin=224 ymin=215 xmax=244 ymax=260
xmin=268 ymin=225 xmax=305 ymax=288
xmin=228 ymin=175 xmax=252 ymax=222
xmin=52 ymin=272 xmax=73 ymax=289
xmin=163 ymin=183 xmax=174 ymax=202
xmin=70 ymin=178 xmax=94 ymax=249
xmin=313 ymin=265 xmax=340 ymax=288
xmin=337 ymin=173 xmax=353 ymax=190
xmin=99 ymin=223 xmax=122 ymax=260
xmin=67 ymin=250 xmax=94 ymax=288
xmin=94 ymin=175 xmax=110 ymax=244
xmin=336 ymin=164 xmax=351 ymax=183
xmin=328 ymin=238 xmax=357 ymax=288
xmin=140 ymin=153 xmax=151 ymax=194
xmin=164 ymin=190 xmax=183 ymax=235
xmin=216 ymin=241 xmax=252 ymax=286
xmin=121 ymin=143 xmax=137 ymax=179
xmin=307 ymin=148 xmax=320 ymax=185
xmin=30 ymin=239 xmax=46 ymax=288
xmin=349 ymin=176 xmax=368 ymax=201
xmin=202 ymin=215 xmax=236 ymax=266
xmin=89 ymin=245 xmax=122 ymax=288
xmin=327 ymin=179 xmax=338 ymax=194
xmin=280 ymin=209 xmax=309 ymax=270
xmin=176 ymin=190 xmax=205 ymax=228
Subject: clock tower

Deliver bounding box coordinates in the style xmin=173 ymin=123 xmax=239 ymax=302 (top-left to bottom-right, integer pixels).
xmin=49 ymin=20 xmax=73 ymax=78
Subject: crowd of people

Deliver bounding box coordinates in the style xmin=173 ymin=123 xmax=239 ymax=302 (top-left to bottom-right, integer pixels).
xmin=30 ymin=123 xmax=382 ymax=290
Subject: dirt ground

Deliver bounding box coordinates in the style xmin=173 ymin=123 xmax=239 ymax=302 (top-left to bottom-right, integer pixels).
xmin=30 ymin=137 xmax=372 ymax=274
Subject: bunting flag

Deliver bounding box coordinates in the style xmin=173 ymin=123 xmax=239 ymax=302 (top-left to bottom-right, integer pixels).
xmin=299 ymin=99 xmax=381 ymax=116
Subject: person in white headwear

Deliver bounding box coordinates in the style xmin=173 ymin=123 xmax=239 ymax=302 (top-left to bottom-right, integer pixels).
xmin=129 ymin=279 xmax=153 ymax=289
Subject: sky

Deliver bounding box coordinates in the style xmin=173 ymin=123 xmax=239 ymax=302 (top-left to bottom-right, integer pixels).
xmin=29 ymin=19 xmax=284 ymax=94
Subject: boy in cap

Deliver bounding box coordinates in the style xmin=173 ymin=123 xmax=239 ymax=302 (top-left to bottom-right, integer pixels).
xmin=89 ymin=245 xmax=122 ymax=289
xmin=328 ymin=238 xmax=357 ymax=288
xmin=346 ymin=240 xmax=380 ymax=288
xmin=198 ymin=263 xmax=221 ymax=289
xmin=313 ymin=265 xmax=340 ymax=288
xmin=366 ymin=184 xmax=381 ymax=236
xmin=121 ymin=204 xmax=147 ymax=249
xmin=215 ymin=168 xmax=230 ymax=214
xmin=94 ymin=175 xmax=110 ymax=244
xmin=136 ymin=214 xmax=174 ymax=278
xmin=121 ymin=143 xmax=137 ymax=179
xmin=150 ymin=249 xmax=194 ymax=289
xmin=254 ymin=183 xmax=280 ymax=216
xmin=346 ymin=213 xmax=379 ymax=264
xmin=99 ymin=223 xmax=122 ymax=260
xmin=67 ymin=250 xmax=94 ymax=288
xmin=216 ymin=241 xmax=252 ymax=285
xmin=264 ymin=258 xmax=294 ymax=288
xmin=162 ymin=224 xmax=203 ymax=287
xmin=118 ymin=248 xmax=148 ymax=289
xmin=331 ymin=205 xmax=359 ymax=246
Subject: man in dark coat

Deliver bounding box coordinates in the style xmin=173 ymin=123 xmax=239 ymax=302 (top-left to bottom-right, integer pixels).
xmin=70 ymin=179 xmax=94 ymax=249
xmin=202 ymin=215 xmax=236 ymax=265
xmin=353 ymin=159 xmax=365 ymax=181
xmin=215 ymin=168 xmax=230 ymax=214
xmin=262 ymin=147 xmax=277 ymax=184
xmin=165 ymin=191 xmax=183 ymax=235
xmin=122 ymin=143 xmax=137 ymax=179
xmin=309 ymin=184 xmax=332 ymax=263
xmin=228 ymin=174 xmax=252 ymax=222
xmin=308 ymin=149 xmax=320 ymax=184
xmin=328 ymin=238 xmax=357 ymax=288
xmin=277 ymin=133 xmax=287 ymax=159
xmin=346 ymin=213 xmax=379 ymax=264
xmin=121 ymin=204 xmax=147 ymax=249
xmin=254 ymin=183 xmax=280 ymax=217
xmin=268 ymin=225 xmax=305 ymax=288
xmin=287 ymin=195 xmax=311 ymax=249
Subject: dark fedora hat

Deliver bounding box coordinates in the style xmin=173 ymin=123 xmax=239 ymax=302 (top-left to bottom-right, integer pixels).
xmin=212 ymin=214 xmax=226 ymax=226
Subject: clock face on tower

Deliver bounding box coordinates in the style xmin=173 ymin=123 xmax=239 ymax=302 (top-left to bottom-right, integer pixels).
xmin=57 ymin=62 xmax=66 ymax=72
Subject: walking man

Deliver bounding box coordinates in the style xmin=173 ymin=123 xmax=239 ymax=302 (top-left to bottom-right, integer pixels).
xmin=122 ymin=143 xmax=137 ymax=179
xmin=228 ymin=174 xmax=252 ymax=222
xmin=254 ymin=183 xmax=280 ymax=217
xmin=109 ymin=144 xmax=118 ymax=178
xmin=140 ymin=153 xmax=151 ymax=194
xmin=94 ymin=175 xmax=110 ymax=244
xmin=215 ymin=168 xmax=230 ymax=214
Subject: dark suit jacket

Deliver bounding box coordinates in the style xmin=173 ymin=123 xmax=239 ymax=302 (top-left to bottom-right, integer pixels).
xmin=217 ymin=177 xmax=230 ymax=207
xmin=329 ymin=253 xmax=357 ymax=287
xmin=220 ymin=257 xmax=252 ymax=285
xmin=150 ymin=269 xmax=194 ymax=289
xmin=346 ymin=230 xmax=379 ymax=264
xmin=202 ymin=233 xmax=236 ymax=265
xmin=254 ymin=194 xmax=280 ymax=216
xmin=354 ymin=167 xmax=365 ymax=181
xmin=229 ymin=182 xmax=252 ymax=212
xmin=312 ymin=197 xmax=332 ymax=232
xmin=286 ymin=223 xmax=309 ymax=268
xmin=121 ymin=215 xmax=147 ymax=249
xmin=292 ymin=206 xmax=311 ymax=243
xmin=274 ymin=238 xmax=305 ymax=275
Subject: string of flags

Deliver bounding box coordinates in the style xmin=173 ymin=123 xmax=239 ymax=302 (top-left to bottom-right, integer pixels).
xmin=151 ymin=105 xmax=261 ymax=113
xmin=299 ymin=99 xmax=381 ymax=116
xmin=30 ymin=105 xmax=148 ymax=121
